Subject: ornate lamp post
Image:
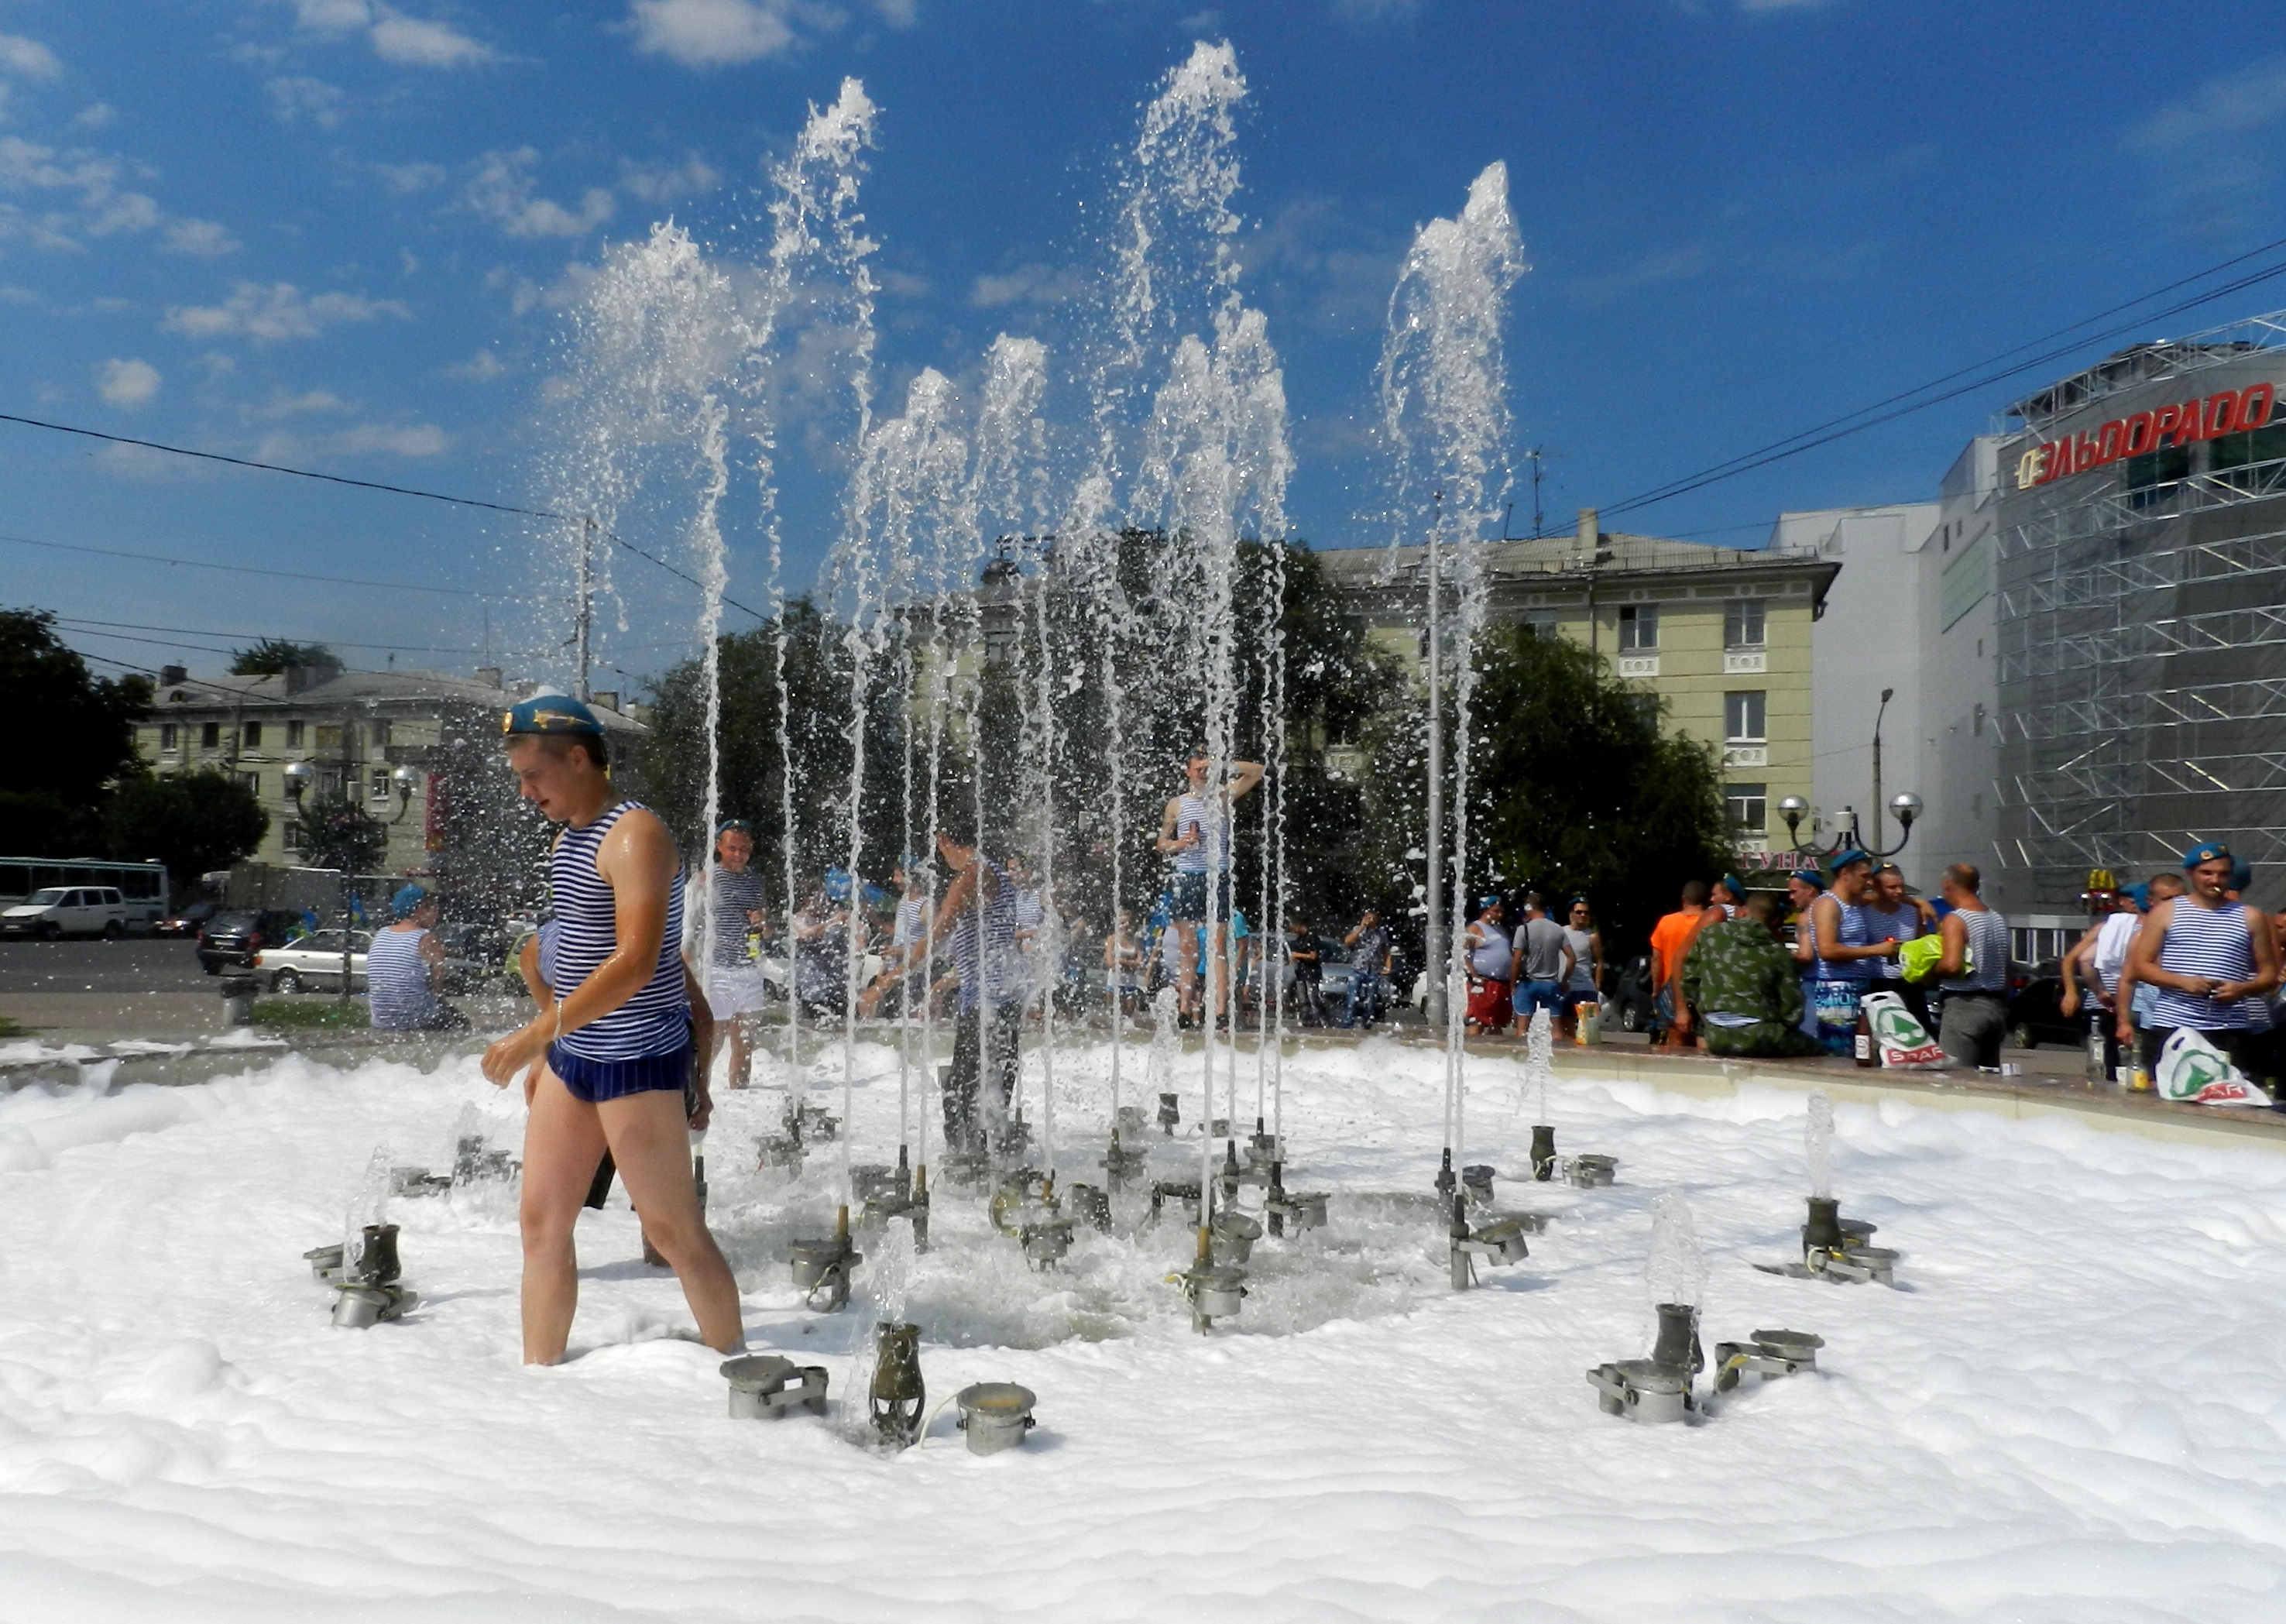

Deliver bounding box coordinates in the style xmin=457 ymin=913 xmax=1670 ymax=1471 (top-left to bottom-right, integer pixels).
xmin=1776 ymin=791 xmax=1923 ymax=864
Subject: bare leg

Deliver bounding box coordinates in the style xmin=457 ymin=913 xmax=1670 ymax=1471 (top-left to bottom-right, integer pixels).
xmin=600 ymin=1089 xmax=745 ymax=1354
xmin=1174 ymin=922 xmax=1200 ymax=1018
xmin=520 ymin=1066 xmax=609 ymax=1365
xmin=728 ymin=1013 xmax=752 ymax=1090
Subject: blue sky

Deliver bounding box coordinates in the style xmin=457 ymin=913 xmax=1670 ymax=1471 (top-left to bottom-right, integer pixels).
xmin=5 ymin=0 xmax=2286 ymax=692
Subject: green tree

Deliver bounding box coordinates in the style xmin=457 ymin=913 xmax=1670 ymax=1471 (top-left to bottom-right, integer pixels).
xmin=104 ymin=772 xmax=269 ymax=897
xmin=0 ymin=607 xmax=149 ymax=856
xmin=1358 ymin=622 xmax=1732 ymax=960
xmin=229 ymin=637 xmax=334 ymax=676
xmin=293 ymin=789 xmax=387 ymax=875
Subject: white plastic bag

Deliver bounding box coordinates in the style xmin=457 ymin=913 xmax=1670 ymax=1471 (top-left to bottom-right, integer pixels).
xmin=2154 ymin=1028 xmax=2269 ymax=1106
xmin=1861 ymin=991 xmax=1948 ymax=1070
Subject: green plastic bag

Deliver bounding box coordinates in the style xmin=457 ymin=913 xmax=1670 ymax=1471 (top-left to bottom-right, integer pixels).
xmin=1896 ymin=934 xmax=1961 ymax=986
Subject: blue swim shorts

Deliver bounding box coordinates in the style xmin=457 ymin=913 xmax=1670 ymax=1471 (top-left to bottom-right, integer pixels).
xmin=548 ymin=1039 xmax=693 ymax=1104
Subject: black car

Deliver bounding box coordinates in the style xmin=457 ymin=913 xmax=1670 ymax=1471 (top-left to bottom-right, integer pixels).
xmin=197 ymin=909 xmax=304 ymax=975
xmin=157 ymin=901 xmax=220 ymax=938
xmin=1608 ymin=953 xmax=1657 ymax=1033
xmin=2003 ymin=960 xmax=2082 ymax=1049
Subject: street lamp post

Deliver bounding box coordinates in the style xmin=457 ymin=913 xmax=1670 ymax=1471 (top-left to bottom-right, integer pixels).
xmin=1776 ymin=791 xmax=1924 ymax=865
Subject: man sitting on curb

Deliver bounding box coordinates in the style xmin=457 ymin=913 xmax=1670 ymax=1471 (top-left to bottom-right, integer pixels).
xmin=1680 ymin=892 xmax=1822 ymax=1059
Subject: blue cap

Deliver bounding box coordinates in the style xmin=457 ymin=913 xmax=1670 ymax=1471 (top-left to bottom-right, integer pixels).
xmin=390 ymin=884 xmax=430 ymax=920
xmin=2183 ymin=840 xmax=2232 ymax=869
xmin=1478 ymin=894 xmax=1502 ymax=909
xmin=1828 ymin=848 xmax=1872 ymax=875
xmin=2231 ymin=858 xmax=2253 ymax=892
xmin=2122 ymin=883 xmax=2151 ymax=910
xmin=1720 ymin=873 xmax=1745 ymax=897
xmin=501 ymin=694 xmax=602 ymax=736
xmin=717 ymin=817 xmax=753 ymax=835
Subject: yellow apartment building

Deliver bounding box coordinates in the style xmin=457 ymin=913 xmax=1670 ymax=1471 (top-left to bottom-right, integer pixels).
xmin=1314 ymin=510 xmax=1838 ymax=871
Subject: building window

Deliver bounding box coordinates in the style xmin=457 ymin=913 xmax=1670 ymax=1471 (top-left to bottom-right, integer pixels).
xmin=283 ymin=819 xmax=302 ymax=854
xmin=200 ymin=722 xmax=220 ymax=750
xmin=160 ymin=723 xmax=178 ymax=751
xmin=370 ymin=719 xmax=391 ymax=747
xmin=1629 ymin=692 xmax=1660 ymax=728
xmin=1522 ymin=609 xmax=1557 ymax=641
xmin=1724 ymin=599 xmax=1766 ymax=648
xmin=1725 ymin=690 xmax=1767 ymax=743
xmin=287 ymin=720 xmax=305 ymax=748
xmin=1725 ymin=782 xmax=1767 ymax=833
xmin=314 ymin=724 xmax=345 ymax=751
xmin=370 ymin=768 xmax=393 ymax=802
xmin=243 ymin=722 xmax=263 ymax=749
xmin=239 ymin=772 xmax=260 ymax=798
xmin=1618 ymin=604 xmax=1658 ymax=651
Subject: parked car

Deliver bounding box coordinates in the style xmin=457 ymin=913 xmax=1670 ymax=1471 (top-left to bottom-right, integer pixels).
xmin=157 ymin=901 xmax=221 ymax=938
xmin=256 ymin=930 xmax=371 ymax=994
xmin=432 ymin=922 xmax=517 ymax=995
xmin=1608 ymin=953 xmax=1658 ymax=1033
xmin=197 ymin=909 xmax=305 ymax=974
xmin=0 ymin=886 xmax=132 ymax=940
xmin=2003 ymin=960 xmax=2081 ymax=1049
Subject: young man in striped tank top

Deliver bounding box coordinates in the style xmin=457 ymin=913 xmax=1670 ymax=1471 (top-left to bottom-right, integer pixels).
xmin=1156 ymin=748 xmax=1263 ymax=1027
xmin=2123 ymin=842 xmax=2281 ymax=1096
xmin=1931 ymin=863 xmax=2012 ymax=1070
xmin=479 ymin=697 xmax=743 ymax=1365
xmin=933 ymin=815 xmax=1021 ymax=1152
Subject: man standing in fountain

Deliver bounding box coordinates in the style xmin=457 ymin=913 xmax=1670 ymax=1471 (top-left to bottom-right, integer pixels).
xmin=933 ymin=814 xmax=1021 ymax=1151
xmin=1156 ymin=748 xmax=1264 ymax=1028
xmin=704 ymin=820 xmax=768 ymax=1089
xmin=479 ymin=697 xmax=743 ymax=1365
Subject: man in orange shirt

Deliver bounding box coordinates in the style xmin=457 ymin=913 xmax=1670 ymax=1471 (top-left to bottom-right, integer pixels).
xmin=1649 ymin=879 xmax=1711 ymax=1051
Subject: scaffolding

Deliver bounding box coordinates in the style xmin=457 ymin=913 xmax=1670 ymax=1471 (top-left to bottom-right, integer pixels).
xmin=1992 ymin=309 xmax=2286 ymax=903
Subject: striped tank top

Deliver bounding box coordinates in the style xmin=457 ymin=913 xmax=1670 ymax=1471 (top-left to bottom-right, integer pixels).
xmin=366 ymin=926 xmax=444 ymax=1030
xmin=1813 ymin=897 xmax=1877 ymax=981
xmin=950 ymin=854 xmax=1018 ymax=1011
xmin=2147 ymin=898 xmax=2258 ymax=1031
xmin=547 ymin=802 xmax=688 ymax=1061
xmin=1173 ymin=791 xmax=1231 ymax=875
xmin=1939 ymin=908 xmax=2011 ymax=994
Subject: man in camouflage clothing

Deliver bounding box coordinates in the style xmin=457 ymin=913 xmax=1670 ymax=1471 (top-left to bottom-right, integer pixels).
xmin=1680 ymin=891 xmax=1823 ymax=1059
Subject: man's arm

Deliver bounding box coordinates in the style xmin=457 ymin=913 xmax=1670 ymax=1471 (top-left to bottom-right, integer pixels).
xmin=932 ymin=862 xmax=978 ymax=942
xmin=2060 ymin=922 xmax=2099 ymax=1017
xmin=1772 ymin=937 xmax=1805 ymax=1025
xmin=1813 ymin=894 xmax=1898 ymax=964
xmin=1560 ymin=934 xmax=1576 ymax=984
xmin=1227 ymin=760 xmax=1265 ymax=802
xmin=1155 ymin=795 xmax=1191 ymax=855
xmin=2125 ymin=899 xmax=2216 ymax=996
xmin=2214 ymin=905 xmax=2282 ymax=1001
xmin=1931 ymin=911 xmax=1970 ymax=980
xmin=419 ymin=929 xmax=448 ymax=994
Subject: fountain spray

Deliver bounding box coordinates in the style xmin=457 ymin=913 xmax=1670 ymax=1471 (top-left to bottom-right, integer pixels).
xmin=1759 ymin=1088 xmax=1900 ymax=1285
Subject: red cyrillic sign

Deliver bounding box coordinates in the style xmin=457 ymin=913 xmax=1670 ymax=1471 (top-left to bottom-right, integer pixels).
xmin=2014 ymin=381 xmax=2276 ymax=491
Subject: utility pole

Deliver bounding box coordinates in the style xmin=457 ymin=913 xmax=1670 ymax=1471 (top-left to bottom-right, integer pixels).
xmin=575 ymin=516 xmax=596 ymax=702
xmin=1870 ymin=686 xmax=1893 ymax=854
xmin=1525 ymin=447 xmax=1546 ymax=538
xmin=1423 ymin=495 xmax=1446 ymax=1033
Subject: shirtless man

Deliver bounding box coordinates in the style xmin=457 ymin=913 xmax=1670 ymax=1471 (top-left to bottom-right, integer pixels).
xmin=479 ymin=696 xmax=743 ymax=1365
xmin=1155 ymin=748 xmax=1263 ymax=1025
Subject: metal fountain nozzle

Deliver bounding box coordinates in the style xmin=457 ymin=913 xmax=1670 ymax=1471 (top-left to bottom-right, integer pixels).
xmin=1529 ymin=1124 xmax=1557 ymax=1182
xmin=788 ymin=1203 xmax=863 ymax=1312
xmin=869 ymin=1322 xmax=926 ymax=1449
xmin=1435 ymin=1147 xmax=1456 ymax=1200
xmin=1157 ymin=1092 xmax=1180 ymax=1135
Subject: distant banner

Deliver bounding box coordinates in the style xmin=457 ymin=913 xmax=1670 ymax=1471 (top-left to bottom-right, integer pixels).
xmin=2015 ymin=381 xmax=2276 ymax=491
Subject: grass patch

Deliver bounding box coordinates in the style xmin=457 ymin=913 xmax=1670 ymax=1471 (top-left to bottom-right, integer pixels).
xmin=251 ymin=997 xmax=369 ymax=1031
xmin=0 ymin=1014 xmax=24 ymax=1039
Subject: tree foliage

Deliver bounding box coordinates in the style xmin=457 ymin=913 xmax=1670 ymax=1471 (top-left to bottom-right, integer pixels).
xmin=0 ymin=608 xmax=149 ymax=856
xmin=293 ymin=789 xmax=388 ymax=876
xmin=104 ymin=772 xmax=269 ymax=895
xmin=229 ymin=638 xmax=334 ymax=676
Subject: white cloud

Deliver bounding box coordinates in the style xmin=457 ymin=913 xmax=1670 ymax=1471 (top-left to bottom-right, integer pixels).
xmin=444 ymin=348 xmax=506 ymax=379
xmin=2127 ymin=55 xmax=2286 ymax=153
xmin=162 ymin=281 xmax=410 ymax=342
xmin=257 ymin=421 xmax=448 ymax=460
xmin=463 ymin=147 xmax=613 ymax=238
xmin=164 ymin=218 xmax=242 ymax=256
xmin=375 ymin=160 xmax=447 ymax=194
xmin=617 ymin=153 xmax=722 ymax=204
xmin=369 ymin=12 xmax=497 ymax=67
xmin=628 ymin=0 xmax=801 ymax=67
xmin=252 ymin=388 xmax=352 ymax=417
xmin=0 ymin=34 xmax=61 ymax=80
xmin=0 ymin=135 xmax=239 ymax=256
xmin=1330 ymin=0 xmax=1418 ymax=22
xmin=967 ymin=261 xmax=1088 ymax=309
xmin=70 ymin=103 xmax=116 ymax=129
xmin=268 ymin=76 xmax=345 ymax=127
xmin=280 ymin=2 xmax=499 ymax=69
xmin=95 ymin=357 xmax=161 ymax=407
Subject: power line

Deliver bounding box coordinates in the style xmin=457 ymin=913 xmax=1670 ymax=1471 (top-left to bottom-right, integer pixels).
xmin=0 ymin=410 xmax=563 ymax=519
xmin=51 ymin=613 xmax=691 ymax=661
xmin=1604 ymin=242 xmax=2286 ymax=517
xmin=0 ymin=531 xmax=521 ymax=600
xmin=0 ymin=414 xmax=773 ymax=620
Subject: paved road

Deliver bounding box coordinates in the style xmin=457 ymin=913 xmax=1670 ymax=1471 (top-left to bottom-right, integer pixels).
xmin=0 ymin=937 xmax=214 ymax=997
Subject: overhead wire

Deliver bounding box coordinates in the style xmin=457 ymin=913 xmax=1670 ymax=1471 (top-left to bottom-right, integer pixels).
xmin=1603 ymin=239 xmax=2286 ymax=517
